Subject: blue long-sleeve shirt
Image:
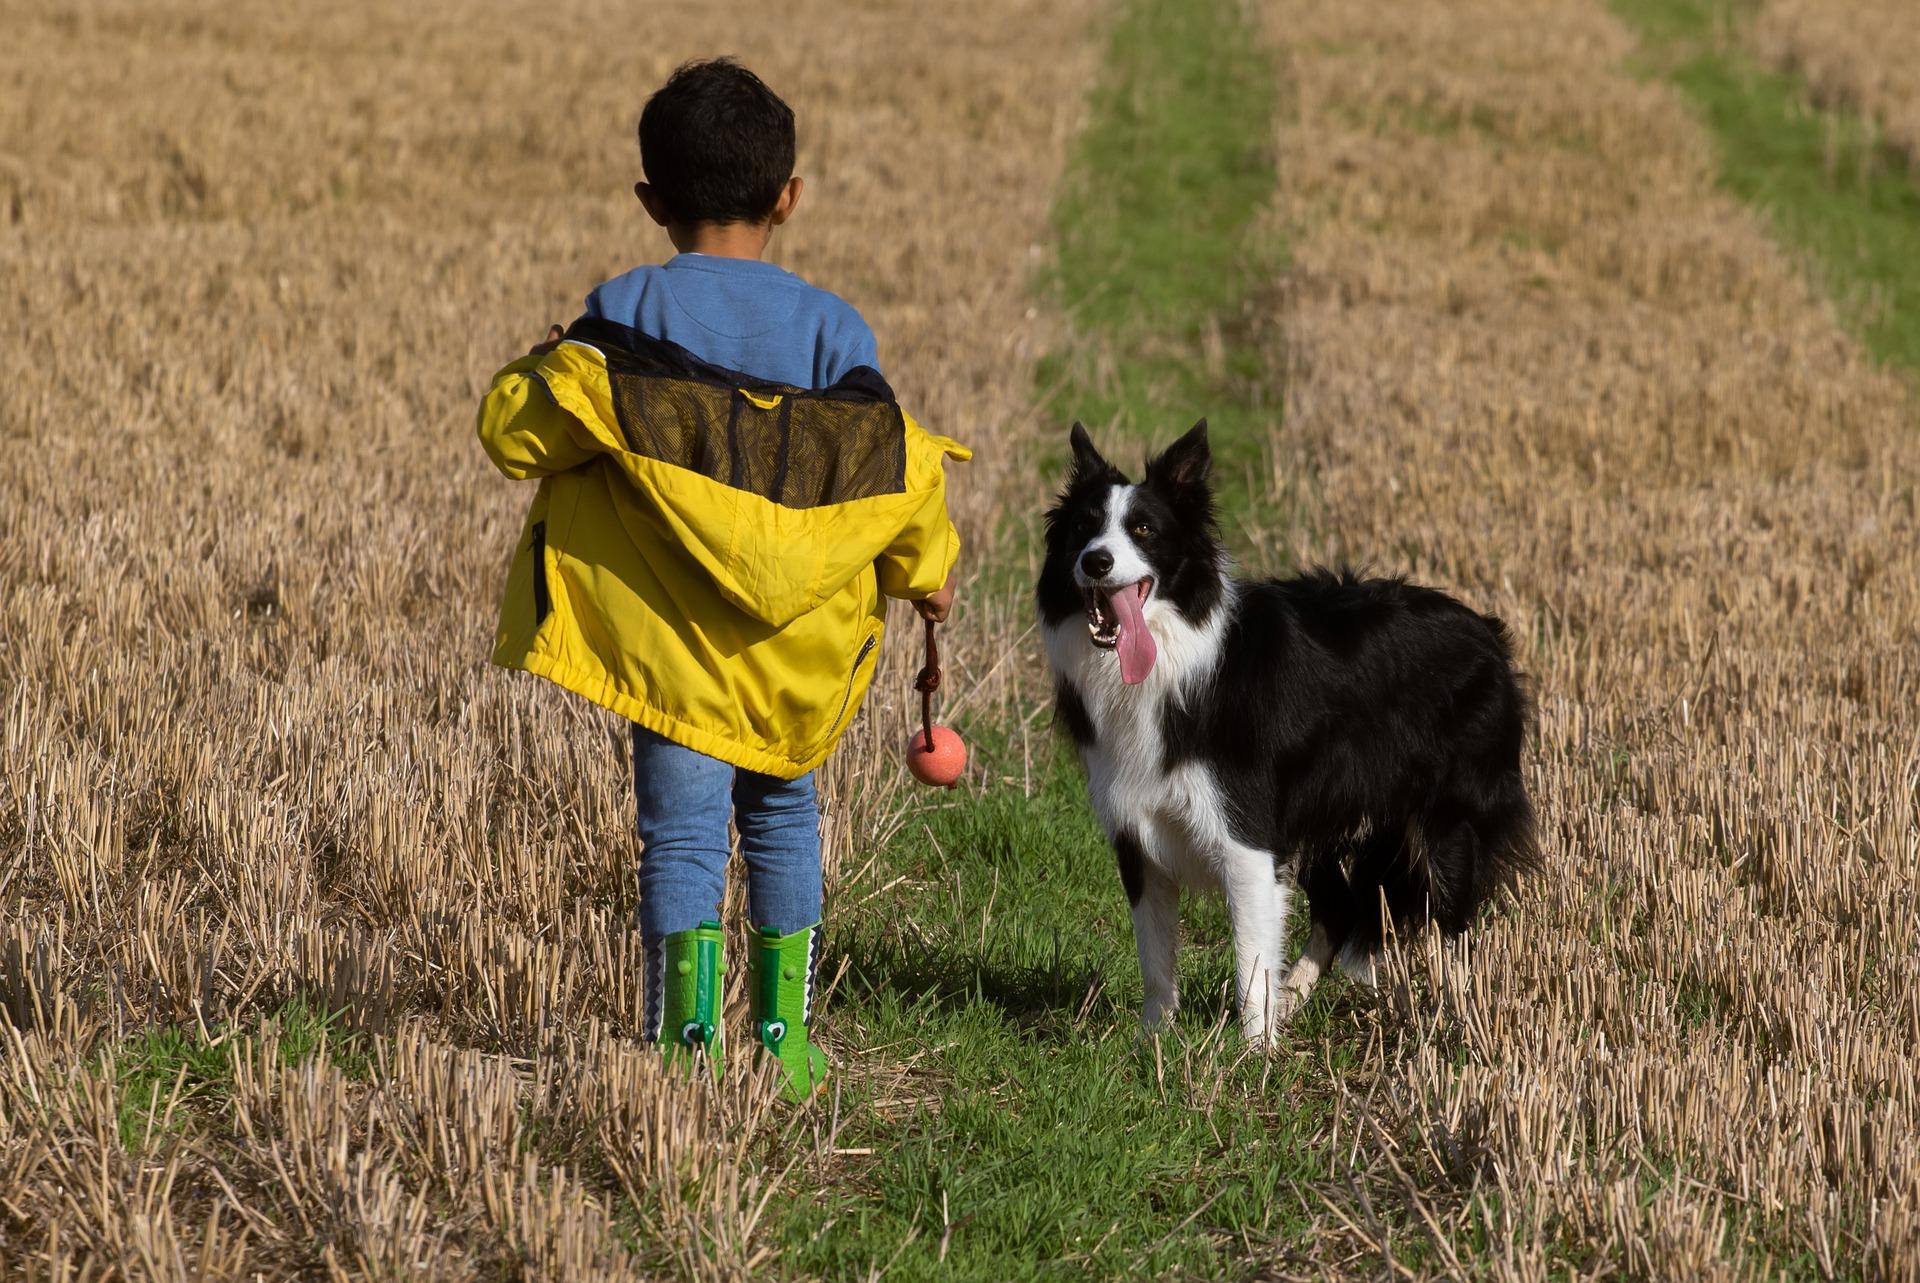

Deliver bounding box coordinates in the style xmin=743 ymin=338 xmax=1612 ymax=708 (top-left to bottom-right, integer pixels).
xmin=584 ymin=253 xmax=878 ymax=389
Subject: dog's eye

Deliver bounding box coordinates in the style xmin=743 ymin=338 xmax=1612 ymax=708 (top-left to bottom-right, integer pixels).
xmin=1131 ymin=523 xmax=1153 ymax=539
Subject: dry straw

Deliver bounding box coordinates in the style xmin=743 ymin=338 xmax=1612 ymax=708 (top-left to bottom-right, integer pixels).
xmin=6 ymin=0 xmax=1917 ymax=1276
xmin=1755 ymin=0 xmax=1920 ymax=170
xmin=1263 ymin=0 xmax=1919 ymax=1275
xmin=0 ymin=0 xmax=1096 ymax=1275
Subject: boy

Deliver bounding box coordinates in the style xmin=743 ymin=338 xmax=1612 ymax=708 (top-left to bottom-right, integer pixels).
xmin=476 ymin=59 xmax=965 ymax=1100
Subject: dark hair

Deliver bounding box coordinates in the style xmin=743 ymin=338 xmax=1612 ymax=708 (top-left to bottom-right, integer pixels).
xmin=638 ymin=59 xmax=795 ymax=226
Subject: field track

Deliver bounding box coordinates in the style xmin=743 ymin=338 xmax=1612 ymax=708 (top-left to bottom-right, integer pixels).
xmin=4 ymin=0 xmax=1919 ymax=1278
xmin=1269 ymin=0 xmax=1920 ymax=1273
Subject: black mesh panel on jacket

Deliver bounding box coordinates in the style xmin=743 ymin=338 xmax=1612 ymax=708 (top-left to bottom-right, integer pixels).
xmin=605 ymin=372 xmax=908 ymax=509
xmin=559 ymin=317 xmax=912 ymax=508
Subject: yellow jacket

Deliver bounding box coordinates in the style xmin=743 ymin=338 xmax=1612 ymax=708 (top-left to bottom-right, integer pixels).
xmin=477 ymin=319 xmax=969 ymax=779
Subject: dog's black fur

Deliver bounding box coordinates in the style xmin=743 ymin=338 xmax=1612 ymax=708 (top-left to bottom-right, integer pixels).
xmin=1038 ymin=422 xmax=1536 ymax=967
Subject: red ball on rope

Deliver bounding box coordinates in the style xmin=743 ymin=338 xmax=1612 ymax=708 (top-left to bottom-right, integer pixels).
xmin=906 ymin=618 xmax=966 ymax=788
xmin=907 ymin=724 xmax=968 ymax=788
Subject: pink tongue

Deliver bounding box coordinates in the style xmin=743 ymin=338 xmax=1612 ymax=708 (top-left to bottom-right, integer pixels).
xmin=1108 ymin=582 xmax=1157 ymax=684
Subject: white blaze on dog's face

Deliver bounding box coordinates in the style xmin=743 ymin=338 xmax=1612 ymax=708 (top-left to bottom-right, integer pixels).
xmin=1074 ymin=485 xmax=1156 ymax=595
xmin=1038 ymin=419 xmax=1217 ymax=687
xmin=1073 ymin=484 xmax=1159 ymax=683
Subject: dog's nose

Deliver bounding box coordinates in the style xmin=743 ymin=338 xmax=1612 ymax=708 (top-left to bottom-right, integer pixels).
xmin=1080 ymin=548 xmax=1114 ymax=579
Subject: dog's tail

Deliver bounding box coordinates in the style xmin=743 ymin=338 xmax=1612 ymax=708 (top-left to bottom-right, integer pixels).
xmin=1467 ymin=611 xmax=1541 ymax=908
xmin=1471 ymin=749 xmax=1540 ymax=904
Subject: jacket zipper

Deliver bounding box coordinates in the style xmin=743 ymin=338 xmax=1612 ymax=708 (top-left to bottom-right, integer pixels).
xmin=831 ymin=634 xmax=879 ymax=730
xmin=530 ymin=520 xmax=551 ymax=623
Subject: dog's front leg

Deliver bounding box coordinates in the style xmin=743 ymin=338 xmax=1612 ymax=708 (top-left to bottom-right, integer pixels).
xmin=1116 ymin=830 xmax=1179 ymax=1032
xmin=1221 ymin=850 xmax=1292 ymax=1047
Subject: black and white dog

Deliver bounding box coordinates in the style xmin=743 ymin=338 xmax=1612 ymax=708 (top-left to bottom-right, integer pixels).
xmin=1038 ymin=421 xmax=1535 ymax=1045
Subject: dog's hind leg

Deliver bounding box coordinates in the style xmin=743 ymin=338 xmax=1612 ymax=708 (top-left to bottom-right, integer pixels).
xmin=1117 ymin=831 xmax=1180 ymax=1033
xmin=1281 ymin=921 xmax=1336 ymax=1014
xmin=1334 ymin=823 xmax=1421 ymax=988
xmin=1220 ymin=848 xmax=1292 ymax=1047
xmin=1296 ymin=857 xmax=1363 ymax=1006
xmin=1335 ymin=941 xmax=1379 ymax=988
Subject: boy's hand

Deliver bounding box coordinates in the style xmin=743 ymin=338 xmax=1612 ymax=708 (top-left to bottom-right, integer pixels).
xmin=528 ymin=324 xmax=565 ymax=356
xmin=914 ymin=572 xmax=957 ymax=624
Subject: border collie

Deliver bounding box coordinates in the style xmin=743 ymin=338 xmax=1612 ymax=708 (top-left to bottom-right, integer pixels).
xmin=1037 ymin=421 xmax=1535 ymax=1045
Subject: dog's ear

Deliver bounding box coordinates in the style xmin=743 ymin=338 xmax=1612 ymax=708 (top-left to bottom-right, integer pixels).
xmin=1147 ymin=419 xmax=1211 ymax=494
xmin=1068 ymin=421 xmax=1108 ymax=479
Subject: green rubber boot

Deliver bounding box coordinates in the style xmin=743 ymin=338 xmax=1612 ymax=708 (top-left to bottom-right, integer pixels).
xmin=652 ymin=921 xmax=725 ymax=1080
xmin=747 ymin=923 xmax=828 ymax=1101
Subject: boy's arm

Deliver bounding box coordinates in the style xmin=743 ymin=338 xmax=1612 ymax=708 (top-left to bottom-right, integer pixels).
xmin=914 ymin=572 xmax=956 ymax=623
xmin=475 ymin=342 xmax=599 ymax=480
xmin=875 ymin=453 xmax=963 ymax=610
xmin=832 ymin=308 xmax=954 ymax=613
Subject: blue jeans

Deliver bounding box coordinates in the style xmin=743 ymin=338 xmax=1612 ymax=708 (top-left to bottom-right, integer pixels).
xmin=631 ymin=725 xmax=822 ymax=942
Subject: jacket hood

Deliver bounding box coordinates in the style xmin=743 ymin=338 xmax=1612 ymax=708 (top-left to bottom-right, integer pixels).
xmin=528 ymin=320 xmax=968 ymax=628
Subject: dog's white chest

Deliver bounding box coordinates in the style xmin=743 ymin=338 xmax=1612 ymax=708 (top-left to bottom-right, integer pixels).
xmin=1041 ymin=618 xmax=1234 ymax=889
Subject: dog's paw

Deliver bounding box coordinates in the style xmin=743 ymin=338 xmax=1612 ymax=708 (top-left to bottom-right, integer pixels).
xmin=1335 ymin=943 xmax=1378 ymax=988
xmin=1134 ymin=1005 xmax=1179 ymax=1050
xmin=1239 ymin=993 xmax=1295 ymax=1049
xmin=1241 ymin=1020 xmax=1291 ymax=1052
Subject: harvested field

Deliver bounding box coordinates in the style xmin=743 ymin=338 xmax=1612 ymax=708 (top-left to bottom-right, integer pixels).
xmin=1755 ymin=0 xmax=1920 ymax=169
xmin=4 ymin=0 xmax=1919 ymax=1277
xmin=0 ymin=0 xmax=1095 ymax=1275
xmin=1266 ymin=0 xmax=1920 ymax=1274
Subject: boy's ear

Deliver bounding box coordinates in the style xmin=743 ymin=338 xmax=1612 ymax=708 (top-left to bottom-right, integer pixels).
xmin=1068 ymin=421 xmax=1109 ymax=480
xmin=768 ymin=175 xmax=804 ymax=227
xmin=635 ymin=182 xmax=671 ymax=227
xmin=1147 ymin=419 xmax=1211 ymax=493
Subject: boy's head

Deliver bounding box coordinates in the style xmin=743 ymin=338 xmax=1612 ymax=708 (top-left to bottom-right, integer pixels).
xmin=636 ymin=59 xmax=800 ymax=238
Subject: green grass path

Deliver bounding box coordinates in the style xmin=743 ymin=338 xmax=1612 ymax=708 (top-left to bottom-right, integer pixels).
xmin=1041 ymin=0 xmax=1287 ymax=527
xmin=791 ymin=1 xmax=1920 ymax=1276
xmin=770 ymin=2 xmax=1346 ymax=1278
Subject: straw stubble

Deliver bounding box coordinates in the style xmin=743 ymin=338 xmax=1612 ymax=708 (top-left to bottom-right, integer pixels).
xmin=0 ymin=0 xmax=1098 ymax=1275
xmin=1263 ymin=0 xmax=1918 ymax=1274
